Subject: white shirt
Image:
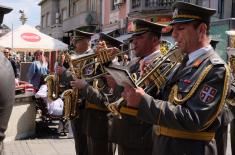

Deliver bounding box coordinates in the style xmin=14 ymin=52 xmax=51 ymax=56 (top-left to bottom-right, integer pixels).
xmin=187 ymin=45 xmax=213 ymax=66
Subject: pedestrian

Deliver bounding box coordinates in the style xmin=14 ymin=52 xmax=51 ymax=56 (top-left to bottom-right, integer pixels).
xmin=3 ymin=48 xmax=18 ymax=78
xmin=120 ymin=2 xmax=231 ymax=155
xmin=27 ymin=49 xmax=48 ymax=90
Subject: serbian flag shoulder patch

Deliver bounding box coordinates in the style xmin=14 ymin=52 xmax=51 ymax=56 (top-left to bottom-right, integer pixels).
xmin=200 ymin=85 xmax=217 ymax=103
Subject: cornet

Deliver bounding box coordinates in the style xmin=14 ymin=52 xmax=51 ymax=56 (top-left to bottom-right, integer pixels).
xmin=81 ymin=48 xmax=133 ymax=80
xmin=61 ymin=46 xmax=133 ymax=120
xmin=108 ymin=43 xmax=184 ymax=118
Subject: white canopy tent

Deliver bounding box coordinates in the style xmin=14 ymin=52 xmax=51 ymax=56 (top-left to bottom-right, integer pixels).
xmin=0 ymin=24 xmax=68 ymax=51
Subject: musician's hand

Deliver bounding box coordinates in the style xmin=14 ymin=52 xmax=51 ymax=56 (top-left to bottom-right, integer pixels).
xmin=56 ymin=66 xmax=64 ymax=75
xmin=70 ymin=79 xmax=87 ymax=89
xmin=139 ymin=59 xmax=151 ymax=77
xmin=96 ymin=41 xmax=107 ymax=52
xmin=104 ymin=75 xmax=117 ymax=89
xmin=107 ymin=47 xmax=119 ymax=58
xmin=122 ymin=83 xmax=145 ymax=108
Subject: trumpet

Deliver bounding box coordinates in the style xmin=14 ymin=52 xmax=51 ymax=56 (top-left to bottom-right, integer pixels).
xmin=136 ymin=43 xmax=180 ymax=90
xmin=108 ymin=43 xmax=183 ymax=117
xmin=61 ymin=47 xmax=132 ymax=120
xmin=80 ymin=48 xmax=133 ymax=80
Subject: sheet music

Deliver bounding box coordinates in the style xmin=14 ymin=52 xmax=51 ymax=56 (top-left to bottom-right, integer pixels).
xmin=104 ymin=66 xmax=137 ymax=88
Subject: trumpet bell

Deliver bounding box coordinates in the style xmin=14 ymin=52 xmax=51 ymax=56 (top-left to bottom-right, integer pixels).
xmin=137 ymin=43 xmax=183 ymax=91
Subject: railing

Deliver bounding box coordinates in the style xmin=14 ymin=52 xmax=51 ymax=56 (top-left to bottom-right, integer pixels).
xmin=130 ymin=0 xmax=176 ymax=13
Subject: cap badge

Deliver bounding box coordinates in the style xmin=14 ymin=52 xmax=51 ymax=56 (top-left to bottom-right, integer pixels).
xmin=173 ymin=8 xmax=179 ymax=18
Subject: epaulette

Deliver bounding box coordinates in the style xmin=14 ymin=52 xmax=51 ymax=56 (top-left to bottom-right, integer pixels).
xmin=209 ymin=55 xmax=225 ymax=66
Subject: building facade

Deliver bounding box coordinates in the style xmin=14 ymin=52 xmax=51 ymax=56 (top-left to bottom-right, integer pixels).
xmin=102 ymin=0 xmax=129 ymax=35
xmin=39 ymin=0 xmax=235 ymax=44
xmin=39 ymin=0 xmax=102 ymax=43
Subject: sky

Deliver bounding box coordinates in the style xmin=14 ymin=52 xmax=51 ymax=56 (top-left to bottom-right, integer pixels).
xmin=0 ymin=0 xmax=40 ymax=29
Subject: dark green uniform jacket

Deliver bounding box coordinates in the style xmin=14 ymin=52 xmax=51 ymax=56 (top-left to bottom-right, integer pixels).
xmin=137 ymin=50 xmax=231 ymax=155
xmin=0 ymin=53 xmax=14 ymax=141
xmin=108 ymin=58 xmax=154 ymax=150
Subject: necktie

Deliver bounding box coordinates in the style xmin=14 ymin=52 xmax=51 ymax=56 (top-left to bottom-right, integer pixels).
xmin=179 ymin=55 xmax=189 ymax=69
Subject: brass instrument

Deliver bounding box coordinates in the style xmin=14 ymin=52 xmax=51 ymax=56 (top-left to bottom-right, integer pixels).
xmin=44 ymin=75 xmax=55 ymax=101
xmin=45 ymin=52 xmax=64 ymax=101
xmin=226 ymin=55 xmax=235 ymax=106
xmin=160 ymin=40 xmax=173 ymax=55
xmin=229 ymin=55 xmax=235 ymax=77
xmin=136 ymin=43 xmax=182 ymax=90
xmin=61 ymin=51 xmax=82 ymax=120
xmin=109 ymin=43 xmax=184 ymax=117
xmin=79 ymin=48 xmax=133 ymax=79
xmin=62 ymin=43 xmax=133 ymax=120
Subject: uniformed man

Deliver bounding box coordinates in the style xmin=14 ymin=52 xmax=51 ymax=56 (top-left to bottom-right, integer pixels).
xmin=57 ymin=26 xmax=96 ymax=155
xmin=210 ymin=39 xmax=233 ymax=155
xmin=106 ymin=19 xmax=166 ymax=155
xmin=121 ymin=2 xmax=231 ymax=155
xmin=0 ymin=5 xmax=14 ymax=155
xmin=229 ymin=83 xmax=235 ymax=155
xmin=70 ymin=33 xmax=124 ymax=155
xmin=226 ymin=42 xmax=235 ymax=155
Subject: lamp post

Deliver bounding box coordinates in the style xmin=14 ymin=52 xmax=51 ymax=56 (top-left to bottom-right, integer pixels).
xmin=19 ymin=10 xmax=27 ymax=25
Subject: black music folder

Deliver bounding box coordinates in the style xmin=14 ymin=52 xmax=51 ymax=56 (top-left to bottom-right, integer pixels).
xmin=104 ymin=66 xmax=137 ymax=88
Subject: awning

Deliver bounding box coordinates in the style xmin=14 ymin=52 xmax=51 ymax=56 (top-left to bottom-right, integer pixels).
xmin=226 ymin=30 xmax=235 ymax=36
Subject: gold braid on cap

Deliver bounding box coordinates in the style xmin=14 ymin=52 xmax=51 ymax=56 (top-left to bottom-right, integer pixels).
xmin=134 ymin=27 xmax=149 ymax=32
xmin=173 ymin=14 xmax=201 ymax=20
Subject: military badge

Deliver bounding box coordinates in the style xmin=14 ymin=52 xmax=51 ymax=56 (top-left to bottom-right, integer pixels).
xmin=200 ymin=85 xmax=217 ymax=103
xmin=173 ymin=8 xmax=178 ymax=18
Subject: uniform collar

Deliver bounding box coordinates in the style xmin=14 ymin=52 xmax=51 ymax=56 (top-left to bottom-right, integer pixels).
xmin=71 ymin=48 xmax=94 ymax=59
xmin=187 ymin=45 xmax=213 ymax=65
xmin=143 ymin=50 xmax=161 ymax=63
xmin=75 ymin=47 xmax=92 ymax=55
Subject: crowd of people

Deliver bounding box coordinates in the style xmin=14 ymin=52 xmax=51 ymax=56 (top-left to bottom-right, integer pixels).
xmin=1 ymin=1 xmax=235 ymax=155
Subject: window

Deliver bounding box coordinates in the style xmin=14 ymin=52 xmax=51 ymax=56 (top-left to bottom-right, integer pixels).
xmin=218 ymin=0 xmax=224 ymax=18
xmin=41 ymin=15 xmax=45 ymax=28
xmin=62 ymin=8 xmax=68 ymax=20
xmin=232 ymin=0 xmax=235 ymax=17
xmin=131 ymin=0 xmax=141 ymax=9
xmin=72 ymin=0 xmax=86 ymax=14
xmin=46 ymin=12 xmax=51 ymax=27
xmin=73 ymin=1 xmax=80 ymax=15
xmin=90 ymin=0 xmax=96 ymax=11
xmin=111 ymin=0 xmax=117 ymax=10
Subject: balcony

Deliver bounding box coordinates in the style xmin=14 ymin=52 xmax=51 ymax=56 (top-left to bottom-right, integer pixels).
xmin=62 ymin=11 xmax=99 ymax=32
xmin=129 ymin=0 xmax=177 ymax=17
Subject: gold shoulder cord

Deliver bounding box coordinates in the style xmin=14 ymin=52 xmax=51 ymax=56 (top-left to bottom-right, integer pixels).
xmin=168 ymin=64 xmax=213 ymax=104
xmin=168 ymin=64 xmax=230 ymax=131
xmin=201 ymin=64 xmax=230 ymax=130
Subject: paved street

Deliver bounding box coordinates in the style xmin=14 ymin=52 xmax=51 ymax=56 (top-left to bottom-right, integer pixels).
xmin=1 ymin=117 xmax=233 ymax=155
xmin=4 ymin=139 xmax=76 ymax=155
xmin=4 ymin=118 xmax=76 ymax=155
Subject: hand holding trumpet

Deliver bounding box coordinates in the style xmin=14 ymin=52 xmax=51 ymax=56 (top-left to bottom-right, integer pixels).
xmin=95 ymin=41 xmax=119 ymax=62
xmin=70 ymin=78 xmax=87 ymax=90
